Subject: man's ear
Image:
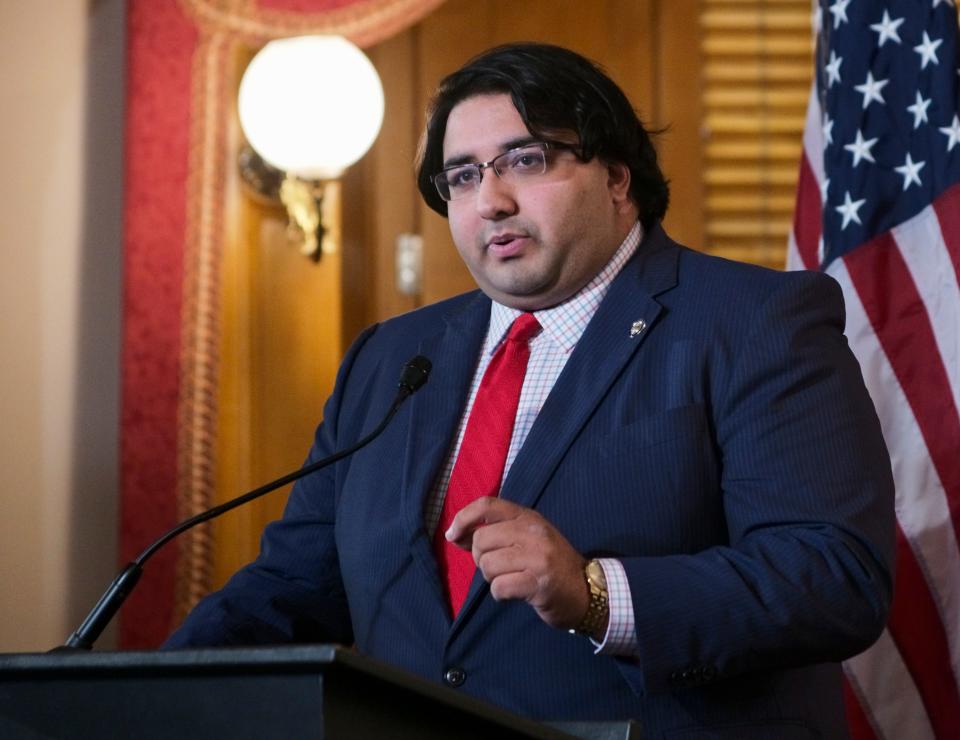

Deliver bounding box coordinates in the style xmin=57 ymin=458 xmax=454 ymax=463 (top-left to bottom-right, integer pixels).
xmin=607 ymin=162 xmax=633 ymax=213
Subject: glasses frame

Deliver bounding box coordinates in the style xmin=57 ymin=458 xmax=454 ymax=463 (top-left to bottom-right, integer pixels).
xmin=431 ymin=140 xmax=576 ymax=202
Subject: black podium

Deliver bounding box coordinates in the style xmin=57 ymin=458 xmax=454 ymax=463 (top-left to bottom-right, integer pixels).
xmin=0 ymin=645 xmax=638 ymax=739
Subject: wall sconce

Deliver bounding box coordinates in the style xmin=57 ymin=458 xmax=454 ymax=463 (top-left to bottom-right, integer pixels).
xmin=237 ymin=35 xmax=384 ymax=261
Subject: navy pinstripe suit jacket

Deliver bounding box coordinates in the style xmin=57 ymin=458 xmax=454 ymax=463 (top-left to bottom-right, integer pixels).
xmin=167 ymin=224 xmax=895 ymax=739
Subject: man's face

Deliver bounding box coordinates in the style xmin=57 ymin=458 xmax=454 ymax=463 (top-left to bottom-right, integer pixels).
xmin=441 ymin=93 xmax=636 ymax=311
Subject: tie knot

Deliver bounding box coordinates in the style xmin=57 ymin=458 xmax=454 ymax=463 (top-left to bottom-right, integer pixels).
xmin=506 ymin=312 xmax=541 ymax=344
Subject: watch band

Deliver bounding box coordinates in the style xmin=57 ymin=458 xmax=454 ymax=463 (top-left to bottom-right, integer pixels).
xmin=574 ymin=559 xmax=609 ymax=641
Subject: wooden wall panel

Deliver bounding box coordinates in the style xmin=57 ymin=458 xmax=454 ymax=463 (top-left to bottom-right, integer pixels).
xmin=346 ymin=31 xmax=421 ymax=330
xmin=214 ymin=195 xmax=345 ymax=584
xmin=656 ymin=0 xmax=705 ymax=249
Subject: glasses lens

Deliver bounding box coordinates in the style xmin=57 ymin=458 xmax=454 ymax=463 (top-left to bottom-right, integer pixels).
xmin=432 ymin=144 xmax=554 ymax=202
xmin=435 ymin=165 xmax=480 ymax=201
xmin=495 ymin=145 xmax=548 ymax=178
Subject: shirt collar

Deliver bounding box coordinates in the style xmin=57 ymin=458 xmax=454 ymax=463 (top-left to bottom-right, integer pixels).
xmin=486 ymin=221 xmax=644 ymax=355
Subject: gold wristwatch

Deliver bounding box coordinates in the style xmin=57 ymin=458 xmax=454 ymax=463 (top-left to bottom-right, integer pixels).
xmin=573 ymin=559 xmax=609 ymax=641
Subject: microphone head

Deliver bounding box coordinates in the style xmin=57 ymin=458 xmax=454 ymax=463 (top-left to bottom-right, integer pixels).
xmin=398 ymin=355 xmax=432 ymax=395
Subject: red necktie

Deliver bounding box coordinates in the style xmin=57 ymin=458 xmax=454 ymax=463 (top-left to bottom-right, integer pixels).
xmin=434 ymin=312 xmax=542 ymax=615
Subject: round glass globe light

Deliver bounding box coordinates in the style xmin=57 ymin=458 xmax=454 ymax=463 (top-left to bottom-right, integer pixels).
xmin=238 ymin=35 xmax=384 ymax=180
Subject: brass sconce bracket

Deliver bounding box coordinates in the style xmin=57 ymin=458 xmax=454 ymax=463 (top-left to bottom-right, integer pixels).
xmin=238 ymin=144 xmax=339 ymax=262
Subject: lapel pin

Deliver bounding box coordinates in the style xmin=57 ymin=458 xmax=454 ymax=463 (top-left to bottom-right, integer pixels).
xmin=630 ymin=319 xmax=647 ymax=338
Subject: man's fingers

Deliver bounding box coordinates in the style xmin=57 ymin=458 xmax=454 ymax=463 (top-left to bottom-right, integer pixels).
xmin=469 ymin=518 xmax=531 ymax=560
xmin=444 ymin=496 xmax=523 ymax=546
xmin=488 ymin=571 xmax=538 ymax=602
xmin=475 ymin=540 xmax=529 ymax=579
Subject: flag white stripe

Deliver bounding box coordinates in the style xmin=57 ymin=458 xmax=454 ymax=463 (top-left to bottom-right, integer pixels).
xmin=891 ymin=211 xmax=960 ymax=419
xmin=829 ymin=258 xmax=960 ymax=683
xmin=790 ymin=84 xmax=826 ymax=273
xmin=802 ymin=85 xmax=825 ymax=184
xmin=786 ymin=232 xmax=804 ymax=271
xmin=844 ymin=628 xmax=937 ymax=740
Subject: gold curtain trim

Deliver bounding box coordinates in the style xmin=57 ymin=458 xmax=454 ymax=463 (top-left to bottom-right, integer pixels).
xmin=174 ymin=30 xmax=233 ymax=624
xmin=179 ymin=0 xmax=448 ymax=46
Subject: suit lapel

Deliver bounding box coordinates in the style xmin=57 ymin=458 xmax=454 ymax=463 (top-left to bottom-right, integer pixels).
xmin=502 ymin=228 xmax=679 ymax=510
xmin=400 ymin=292 xmax=490 ymax=609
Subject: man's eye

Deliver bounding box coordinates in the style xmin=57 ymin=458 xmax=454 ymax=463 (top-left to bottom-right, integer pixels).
xmin=448 ymin=168 xmax=477 ymax=188
xmin=506 ymin=150 xmax=543 ymax=171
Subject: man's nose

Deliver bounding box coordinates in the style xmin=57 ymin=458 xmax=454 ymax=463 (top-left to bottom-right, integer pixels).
xmin=475 ymin=169 xmax=517 ymax=219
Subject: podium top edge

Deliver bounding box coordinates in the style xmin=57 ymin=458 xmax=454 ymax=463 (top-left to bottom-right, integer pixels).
xmin=0 ymin=644 xmax=342 ymax=674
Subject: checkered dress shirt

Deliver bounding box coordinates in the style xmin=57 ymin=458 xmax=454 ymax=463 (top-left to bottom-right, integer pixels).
xmin=426 ymin=221 xmax=643 ymax=655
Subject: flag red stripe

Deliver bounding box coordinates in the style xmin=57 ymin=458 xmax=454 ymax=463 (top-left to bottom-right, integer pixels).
xmin=932 ymin=182 xmax=960 ymax=287
xmin=843 ymin=678 xmax=879 ymax=740
xmin=792 ymin=153 xmax=822 ymax=270
xmin=886 ymin=527 xmax=960 ymax=739
xmin=844 ymin=234 xmax=960 ymax=536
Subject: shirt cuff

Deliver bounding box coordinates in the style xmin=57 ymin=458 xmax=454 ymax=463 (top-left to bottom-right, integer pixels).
xmin=590 ymin=558 xmax=638 ymax=655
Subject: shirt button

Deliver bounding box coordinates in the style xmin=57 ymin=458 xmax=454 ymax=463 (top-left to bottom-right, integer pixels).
xmin=443 ymin=667 xmax=466 ymax=687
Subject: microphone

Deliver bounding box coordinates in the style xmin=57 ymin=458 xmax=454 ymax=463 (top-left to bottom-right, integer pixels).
xmin=58 ymin=355 xmax=432 ymax=651
xmin=398 ymin=354 xmax=431 ymax=397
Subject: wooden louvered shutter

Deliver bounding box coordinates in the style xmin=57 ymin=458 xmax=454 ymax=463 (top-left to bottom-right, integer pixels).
xmin=700 ymin=0 xmax=815 ymax=268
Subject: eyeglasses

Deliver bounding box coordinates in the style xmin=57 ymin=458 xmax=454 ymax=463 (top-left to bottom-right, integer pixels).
xmin=431 ymin=141 xmax=575 ymax=202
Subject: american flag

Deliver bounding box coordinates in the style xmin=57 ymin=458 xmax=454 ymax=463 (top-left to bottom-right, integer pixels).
xmin=788 ymin=1 xmax=960 ymax=737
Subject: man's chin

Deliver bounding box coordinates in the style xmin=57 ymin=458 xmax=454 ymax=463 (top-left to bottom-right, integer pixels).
xmin=483 ymin=283 xmax=567 ymax=312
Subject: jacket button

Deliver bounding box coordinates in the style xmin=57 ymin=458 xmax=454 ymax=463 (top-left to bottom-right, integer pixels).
xmin=701 ymin=665 xmax=717 ymax=681
xmin=443 ymin=667 xmax=466 ymax=687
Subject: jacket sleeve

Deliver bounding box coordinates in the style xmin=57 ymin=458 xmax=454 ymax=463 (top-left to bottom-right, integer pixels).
xmin=614 ymin=271 xmax=895 ymax=695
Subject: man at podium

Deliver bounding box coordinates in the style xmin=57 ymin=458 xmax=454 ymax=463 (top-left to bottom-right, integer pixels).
xmin=166 ymin=43 xmax=894 ymax=739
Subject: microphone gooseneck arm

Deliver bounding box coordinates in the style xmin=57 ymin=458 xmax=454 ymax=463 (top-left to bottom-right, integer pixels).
xmin=60 ymin=355 xmax=432 ymax=650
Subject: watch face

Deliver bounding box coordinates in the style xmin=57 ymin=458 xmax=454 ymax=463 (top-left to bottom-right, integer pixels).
xmin=586 ymin=560 xmax=607 ymax=590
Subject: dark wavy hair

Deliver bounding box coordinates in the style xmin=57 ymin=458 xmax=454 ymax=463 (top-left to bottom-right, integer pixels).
xmin=416 ymin=43 xmax=669 ymax=229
